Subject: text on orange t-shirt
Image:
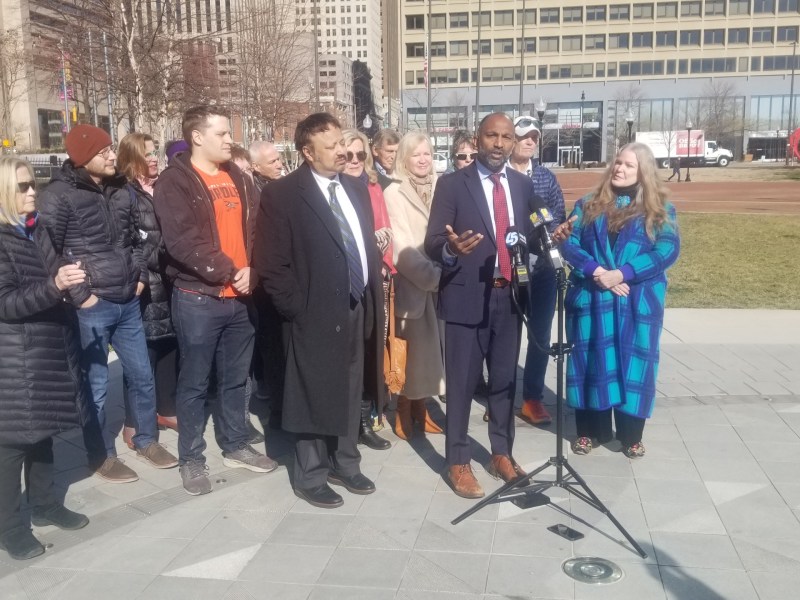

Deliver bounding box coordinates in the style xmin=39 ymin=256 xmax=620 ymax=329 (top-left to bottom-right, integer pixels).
xmin=194 ymin=166 xmax=248 ymax=297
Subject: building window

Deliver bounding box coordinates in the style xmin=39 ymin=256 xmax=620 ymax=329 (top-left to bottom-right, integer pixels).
xmin=753 ymin=26 xmax=774 ymax=42
xmin=690 ymin=57 xmax=737 ymax=72
xmin=472 ymin=11 xmax=490 ymax=27
xmin=540 ymin=8 xmax=560 ymax=23
xmin=494 ymin=38 xmax=514 ymax=54
xmin=563 ymin=35 xmax=583 ymax=50
xmin=681 ymin=1 xmax=702 ymax=16
xmin=608 ymin=62 xmax=618 ymax=76
xmin=633 ymin=31 xmax=653 ymax=46
xmin=539 ymin=65 xmax=548 ymax=80
xmin=517 ymin=37 xmax=536 ymax=52
xmin=483 ymin=66 xmax=521 ymax=82
xmin=728 ymin=28 xmax=749 ymax=43
xmin=667 ymin=59 xmax=677 ymax=73
xmin=633 ymin=3 xmax=655 ymax=18
xmin=704 ymin=29 xmax=725 ymax=44
xmin=586 ymin=34 xmax=607 ymax=49
xmin=406 ymin=14 xmax=423 ymax=30
xmin=778 ymin=25 xmax=799 ymax=41
xmin=609 ymin=33 xmax=630 ymax=48
xmin=779 ymin=0 xmax=799 ymax=12
xmin=517 ymin=8 xmax=536 ymax=24
xmin=526 ymin=66 xmax=537 ymax=80
xmin=540 ymin=36 xmax=559 ymax=52
xmin=495 ymin=10 xmax=514 ymax=26
xmin=471 ymin=39 xmax=491 ymax=55
xmin=430 ymin=13 xmax=446 ymax=29
xmin=753 ymin=0 xmax=775 ymax=12
xmin=705 ymin=0 xmax=726 ymax=14
xmin=738 ymin=56 xmax=749 ymax=71
xmin=450 ymin=40 xmax=469 ymax=56
xmin=680 ymin=30 xmax=701 ymax=45
xmin=597 ymin=63 xmax=606 ymax=77
xmin=549 ymin=63 xmax=593 ymax=79
xmin=450 ymin=12 xmax=468 ymax=28
xmin=587 ymin=5 xmax=607 ymax=20
xmin=405 ymin=71 xmax=414 ymax=86
xmin=657 ymin=2 xmax=679 ymax=17
xmin=610 ymin=4 xmax=631 ymax=19
xmin=430 ymin=41 xmax=446 ymax=56
xmin=563 ymin=7 xmax=583 ymax=21
xmin=406 ymin=43 xmax=424 ymax=58
xmin=751 ymin=56 xmax=762 ymax=71
xmin=656 ymin=30 xmax=677 ymax=45
xmin=729 ymin=0 xmax=751 ymax=14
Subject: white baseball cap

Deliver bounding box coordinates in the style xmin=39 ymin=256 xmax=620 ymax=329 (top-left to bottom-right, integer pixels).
xmin=514 ymin=116 xmax=541 ymax=138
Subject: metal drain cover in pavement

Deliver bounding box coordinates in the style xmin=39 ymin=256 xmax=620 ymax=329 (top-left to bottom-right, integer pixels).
xmin=562 ymin=557 xmax=623 ymax=585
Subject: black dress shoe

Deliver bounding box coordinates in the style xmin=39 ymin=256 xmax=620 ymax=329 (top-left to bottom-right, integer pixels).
xmin=358 ymin=426 xmax=391 ymax=450
xmin=327 ymin=471 xmax=376 ymax=495
xmin=294 ymin=484 xmax=344 ymax=509
xmin=31 ymin=504 xmax=89 ymax=530
xmin=0 ymin=528 xmax=45 ymax=560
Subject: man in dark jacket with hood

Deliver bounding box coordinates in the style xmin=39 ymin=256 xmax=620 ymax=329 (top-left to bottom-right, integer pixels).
xmin=38 ymin=124 xmax=178 ymax=483
xmin=154 ymin=105 xmax=276 ymax=497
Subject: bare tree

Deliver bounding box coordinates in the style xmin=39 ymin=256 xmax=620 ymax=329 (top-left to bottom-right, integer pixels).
xmin=0 ymin=30 xmax=29 ymax=143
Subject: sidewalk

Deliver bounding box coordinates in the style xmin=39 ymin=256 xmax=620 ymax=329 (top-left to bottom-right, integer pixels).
xmin=0 ymin=309 xmax=798 ymax=600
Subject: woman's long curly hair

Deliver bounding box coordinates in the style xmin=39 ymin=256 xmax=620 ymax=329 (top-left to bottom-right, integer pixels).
xmin=581 ymin=142 xmax=671 ymax=239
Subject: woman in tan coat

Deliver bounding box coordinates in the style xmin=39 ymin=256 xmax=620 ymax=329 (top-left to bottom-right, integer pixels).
xmin=383 ymin=131 xmax=445 ymax=440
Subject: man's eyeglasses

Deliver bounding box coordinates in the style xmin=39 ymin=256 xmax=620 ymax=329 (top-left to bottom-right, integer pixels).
xmin=17 ymin=181 xmax=36 ymax=193
xmin=455 ymin=152 xmax=477 ymax=161
xmin=346 ymin=150 xmax=367 ymax=162
xmin=97 ymin=146 xmax=116 ymax=159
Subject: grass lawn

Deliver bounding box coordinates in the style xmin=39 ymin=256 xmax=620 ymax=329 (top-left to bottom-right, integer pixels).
xmin=667 ymin=213 xmax=800 ymax=309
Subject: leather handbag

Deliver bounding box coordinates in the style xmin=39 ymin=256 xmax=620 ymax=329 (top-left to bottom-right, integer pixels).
xmin=383 ymin=278 xmax=407 ymax=394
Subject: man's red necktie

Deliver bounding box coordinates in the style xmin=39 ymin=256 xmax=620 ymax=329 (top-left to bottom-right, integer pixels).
xmin=490 ymin=173 xmax=512 ymax=281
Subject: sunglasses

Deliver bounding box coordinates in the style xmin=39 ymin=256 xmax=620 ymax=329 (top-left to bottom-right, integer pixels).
xmin=17 ymin=181 xmax=36 ymax=193
xmin=455 ymin=152 xmax=477 ymax=161
xmin=346 ymin=150 xmax=367 ymax=162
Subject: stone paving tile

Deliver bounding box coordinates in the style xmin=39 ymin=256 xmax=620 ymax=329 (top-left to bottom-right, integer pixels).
xmin=339 ymin=515 xmax=423 ymax=551
xmin=635 ymin=478 xmax=714 ymax=506
xmin=749 ymin=570 xmax=800 ymax=600
xmin=573 ymin=563 xmax=666 ymax=600
xmin=651 ymin=531 xmax=744 ymax=569
xmin=57 ymin=572 xmax=155 ymax=600
xmin=267 ymin=512 xmax=350 ymax=547
xmin=399 ymin=550 xmax=490 ymax=595
xmin=317 ymin=548 xmax=410 ymax=589
xmin=492 ymin=521 xmax=573 ymax=558
xmin=138 ymin=576 xmax=233 ymax=600
xmin=659 ymin=566 xmax=758 ymax=600
xmin=485 ymin=555 xmax=574 ymax=599
xmin=681 ymin=381 xmax=727 ymax=397
xmin=745 ymin=380 xmax=794 ymax=395
xmin=225 ymin=581 xmax=312 ymax=600
xmin=732 ymin=536 xmax=800 ymax=572
xmin=414 ymin=517 xmax=496 ymax=554
xmin=655 ymin=382 xmax=695 ymax=397
xmin=630 ymin=458 xmax=702 ymax=482
xmin=196 ymin=509 xmax=285 ymax=542
xmin=398 ymin=591 xmax=481 ymax=600
xmin=744 ymin=440 xmax=800 ymax=462
xmin=773 ymin=482 xmax=800 ymax=510
xmin=307 ymin=586 xmax=396 ymax=600
xmin=692 ymin=457 xmax=771 ymax=484
xmin=668 ymin=404 xmax=729 ymax=426
xmin=716 ymin=500 xmax=800 ymax=539
xmin=715 ymin=380 xmax=766 ymax=395
xmin=641 ymin=502 xmax=726 ymax=535
xmin=237 ymin=543 xmax=335 ymax=584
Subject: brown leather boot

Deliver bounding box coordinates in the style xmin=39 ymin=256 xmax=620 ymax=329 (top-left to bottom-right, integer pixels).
xmin=487 ymin=454 xmax=526 ymax=482
xmin=122 ymin=426 xmax=135 ymax=450
xmin=447 ymin=464 xmax=484 ymax=498
xmin=394 ymin=396 xmax=413 ymax=440
xmin=410 ymin=399 xmax=443 ymax=434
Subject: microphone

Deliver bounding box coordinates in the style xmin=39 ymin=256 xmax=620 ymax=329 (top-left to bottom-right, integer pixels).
xmin=529 ymin=209 xmax=566 ymax=270
xmin=504 ymin=226 xmax=529 ymax=286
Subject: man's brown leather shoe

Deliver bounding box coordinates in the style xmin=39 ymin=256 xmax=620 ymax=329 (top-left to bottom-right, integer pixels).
xmin=487 ymin=455 xmax=526 ymax=482
xmin=447 ymin=464 xmax=484 ymax=498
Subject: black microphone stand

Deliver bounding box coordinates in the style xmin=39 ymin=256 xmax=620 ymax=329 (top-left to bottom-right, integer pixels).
xmin=451 ymin=260 xmax=648 ymax=559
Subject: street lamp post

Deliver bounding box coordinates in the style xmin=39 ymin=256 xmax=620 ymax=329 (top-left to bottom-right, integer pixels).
xmin=535 ymin=97 xmax=547 ymax=164
xmin=625 ymin=109 xmax=635 ymax=144
xmin=685 ymin=119 xmax=693 ymax=183
xmin=787 ymin=41 xmax=797 ymax=166
xmin=579 ymin=91 xmax=585 ymax=165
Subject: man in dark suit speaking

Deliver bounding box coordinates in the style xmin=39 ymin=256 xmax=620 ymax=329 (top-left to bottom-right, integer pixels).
xmin=425 ymin=113 xmax=546 ymax=499
xmin=254 ymin=113 xmax=386 ymax=509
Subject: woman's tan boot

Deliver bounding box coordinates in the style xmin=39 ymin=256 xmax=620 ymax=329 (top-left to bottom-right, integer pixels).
xmin=410 ymin=399 xmax=443 ymax=434
xmin=394 ymin=396 xmax=413 ymax=440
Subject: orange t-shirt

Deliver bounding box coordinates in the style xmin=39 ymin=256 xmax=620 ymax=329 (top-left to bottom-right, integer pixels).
xmin=194 ymin=166 xmax=248 ymax=297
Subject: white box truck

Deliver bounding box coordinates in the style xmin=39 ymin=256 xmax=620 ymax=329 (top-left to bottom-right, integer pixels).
xmin=634 ymin=130 xmax=733 ymax=168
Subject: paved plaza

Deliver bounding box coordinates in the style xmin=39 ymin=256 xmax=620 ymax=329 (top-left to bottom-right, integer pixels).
xmin=0 ymin=308 xmax=798 ymax=600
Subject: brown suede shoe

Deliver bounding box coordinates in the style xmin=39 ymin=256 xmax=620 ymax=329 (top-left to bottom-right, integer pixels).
xmin=95 ymin=457 xmax=138 ymax=483
xmin=446 ymin=464 xmax=484 ymax=499
xmin=487 ymin=454 xmax=526 ymax=482
xmin=137 ymin=443 xmax=179 ymax=469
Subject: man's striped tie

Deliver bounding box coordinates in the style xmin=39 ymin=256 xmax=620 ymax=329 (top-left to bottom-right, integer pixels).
xmin=328 ymin=181 xmax=365 ymax=301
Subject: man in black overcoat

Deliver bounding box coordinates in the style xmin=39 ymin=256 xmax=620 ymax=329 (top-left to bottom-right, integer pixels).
xmin=254 ymin=113 xmax=386 ymax=509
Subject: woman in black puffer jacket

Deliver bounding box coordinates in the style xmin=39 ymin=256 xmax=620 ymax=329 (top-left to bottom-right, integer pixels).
xmin=117 ymin=133 xmax=178 ymax=444
xmin=0 ymin=158 xmax=90 ymax=560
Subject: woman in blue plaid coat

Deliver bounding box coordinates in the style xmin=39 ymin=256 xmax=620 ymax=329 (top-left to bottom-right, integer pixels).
xmin=561 ymin=143 xmax=680 ymax=458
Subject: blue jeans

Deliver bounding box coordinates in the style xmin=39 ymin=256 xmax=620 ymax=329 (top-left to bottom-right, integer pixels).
xmin=172 ymin=289 xmax=255 ymax=465
xmin=522 ymin=267 xmax=558 ymax=401
xmin=77 ymin=296 xmax=157 ymax=460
